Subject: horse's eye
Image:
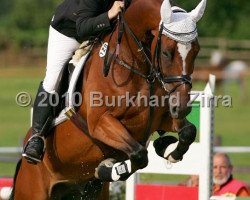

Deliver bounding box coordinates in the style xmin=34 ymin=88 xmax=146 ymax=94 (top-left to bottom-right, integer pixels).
xmin=162 ymin=51 xmax=172 ymax=60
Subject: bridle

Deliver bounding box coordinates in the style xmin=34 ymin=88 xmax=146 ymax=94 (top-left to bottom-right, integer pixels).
xmin=108 ymin=12 xmax=193 ymax=96
xmin=153 ymin=23 xmax=193 ymax=94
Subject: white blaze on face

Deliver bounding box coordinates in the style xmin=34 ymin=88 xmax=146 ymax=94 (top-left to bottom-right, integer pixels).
xmin=177 ymin=43 xmax=191 ymax=75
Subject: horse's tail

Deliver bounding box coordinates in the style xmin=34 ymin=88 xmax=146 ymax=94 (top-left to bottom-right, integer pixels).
xmin=9 ymin=158 xmax=22 ymax=200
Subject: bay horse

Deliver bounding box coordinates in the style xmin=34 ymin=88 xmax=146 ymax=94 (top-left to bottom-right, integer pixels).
xmin=11 ymin=0 xmax=207 ymax=199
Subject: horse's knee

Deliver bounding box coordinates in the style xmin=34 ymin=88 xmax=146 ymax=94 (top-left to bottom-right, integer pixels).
xmin=179 ymin=123 xmax=196 ymax=145
xmin=130 ymin=147 xmax=148 ymax=169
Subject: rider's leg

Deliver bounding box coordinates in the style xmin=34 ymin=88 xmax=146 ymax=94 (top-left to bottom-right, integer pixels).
xmin=22 ymin=26 xmax=80 ymax=164
xmin=22 ymin=82 xmax=54 ymax=164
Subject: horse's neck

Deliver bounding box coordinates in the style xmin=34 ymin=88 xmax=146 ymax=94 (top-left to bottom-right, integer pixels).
xmin=125 ymin=0 xmax=161 ymax=36
xmin=114 ymin=1 xmax=160 ymax=75
xmin=122 ymin=0 xmax=161 ymax=59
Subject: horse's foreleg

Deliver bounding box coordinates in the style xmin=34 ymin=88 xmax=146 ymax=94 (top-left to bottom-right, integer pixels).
xmin=12 ymin=159 xmax=50 ymax=200
xmin=169 ymin=118 xmax=196 ymax=162
xmin=90 ymin=113 xmax=148 ymax=181
xmin=154 ymin=118 xmax=196 ymax=163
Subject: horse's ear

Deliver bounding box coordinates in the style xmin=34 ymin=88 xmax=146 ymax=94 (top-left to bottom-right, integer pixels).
xmin=189 ymin=0 xmax=207 ymax=23
xmin=160 ymin=0 xmax=172 ymax=24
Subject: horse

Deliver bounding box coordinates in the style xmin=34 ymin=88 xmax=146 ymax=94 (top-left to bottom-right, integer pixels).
xmin=10 ymin=0 xmax=206 ymax=199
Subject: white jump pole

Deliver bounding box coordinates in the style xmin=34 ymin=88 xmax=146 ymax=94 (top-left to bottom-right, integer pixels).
xmin=199 ymin=74 xmax=215 ymax=199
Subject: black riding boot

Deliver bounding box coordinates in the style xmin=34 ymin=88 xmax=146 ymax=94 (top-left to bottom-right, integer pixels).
xmin=22 ymin=82 xmax=53 ymax=164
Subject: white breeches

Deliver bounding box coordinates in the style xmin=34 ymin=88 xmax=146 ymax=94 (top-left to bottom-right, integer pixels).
xmin=43 ymin=26 xmax=80 ymax=93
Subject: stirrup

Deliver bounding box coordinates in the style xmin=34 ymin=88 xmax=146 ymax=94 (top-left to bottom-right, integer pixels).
xmin=22 ymin=135 xmax=46 ymax=164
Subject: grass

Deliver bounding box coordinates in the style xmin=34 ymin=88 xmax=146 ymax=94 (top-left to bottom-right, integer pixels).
xmin=0 ymin=66 xmax=44 ymax=176
xmin=0 ymin=66 xmax=250 ymax=186
xmin=0 ymin=67 xmax=44 ymax=147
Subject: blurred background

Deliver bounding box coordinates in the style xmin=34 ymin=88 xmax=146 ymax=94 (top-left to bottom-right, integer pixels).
xmin=0 ymin=0 xmax=249 ymax=198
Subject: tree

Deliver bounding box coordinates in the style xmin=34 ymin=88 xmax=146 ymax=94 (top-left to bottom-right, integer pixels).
xmin=172 ymin=0 xmax=250 ymax=39
xmin=1 ymin=0 xmax=250 ymax=50
xmin=1 ymin=0 xmax=61 ymax=48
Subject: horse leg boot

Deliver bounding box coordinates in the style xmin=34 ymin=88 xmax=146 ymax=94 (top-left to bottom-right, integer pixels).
xmin=153 ymin=120 xmax=196 ymax=163
xmin=166 ymin=120 xmax=196 ymax=162
xmin=22 ymin=82 xmax=53 ymax=164
xmin=95 ymin=146 xmax=148 ymax=182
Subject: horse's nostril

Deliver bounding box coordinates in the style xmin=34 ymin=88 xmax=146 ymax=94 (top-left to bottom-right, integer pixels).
xmin=172 ymin=106 xmax=177 ymax=114
xmin=170 ymin=106 xmax=179 ymax=118
xmin=170 ymin=105 xmax=191 ymax=119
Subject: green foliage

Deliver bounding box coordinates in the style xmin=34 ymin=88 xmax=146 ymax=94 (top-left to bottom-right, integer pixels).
xmin=0 ymin=0 xmax=14 ymax=48
xmin=173 ymin=0 xmax=250 ymax=39
xmin=0 ymin=0 xmax=250 ymax=49
xmin=0 ymin=0 xmax=62 ymax=49
xmin=0 ymin=0 xmax=14 ymax=18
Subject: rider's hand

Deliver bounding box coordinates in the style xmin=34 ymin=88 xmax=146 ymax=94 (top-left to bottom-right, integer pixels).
xmin=108 ymin=1 xmax=124 ymax=20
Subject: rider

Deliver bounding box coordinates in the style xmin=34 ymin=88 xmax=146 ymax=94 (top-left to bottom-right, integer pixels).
xmin=22 ymin=0 xmax=125 ymax=164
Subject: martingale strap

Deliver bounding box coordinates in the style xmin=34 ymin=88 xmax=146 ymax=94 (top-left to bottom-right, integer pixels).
xmin=103 ymin=26 xmax=117 ymax=77
xmin=102 ymin=13 xmax=125 ymax=77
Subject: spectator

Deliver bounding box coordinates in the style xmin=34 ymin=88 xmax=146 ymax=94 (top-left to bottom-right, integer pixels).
xmin=213 ymin=153 xmax=250 ymax=197
xmin=186 ymin=175 xmax=199 ymax=187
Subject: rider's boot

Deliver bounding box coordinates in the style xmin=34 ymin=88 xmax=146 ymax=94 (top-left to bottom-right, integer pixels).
xmin=22 ymin=82 xmax=53 ymax=164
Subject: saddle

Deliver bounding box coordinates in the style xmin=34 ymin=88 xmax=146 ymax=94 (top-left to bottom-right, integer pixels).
xmin=52 ymin=41 xmax=93 ymax=127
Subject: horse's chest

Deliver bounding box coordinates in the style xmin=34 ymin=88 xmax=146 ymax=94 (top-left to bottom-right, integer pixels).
xmin=120 ymin=108 xmax=148 ymax=131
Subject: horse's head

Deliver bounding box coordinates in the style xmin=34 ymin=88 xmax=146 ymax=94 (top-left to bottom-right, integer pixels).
xmin=152 ymin=0 xmax=206 ymax=119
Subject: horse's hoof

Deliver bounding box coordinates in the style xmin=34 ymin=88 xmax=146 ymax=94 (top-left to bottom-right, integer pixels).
xmin=95 ymin=158 xmax=116 ymax=181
